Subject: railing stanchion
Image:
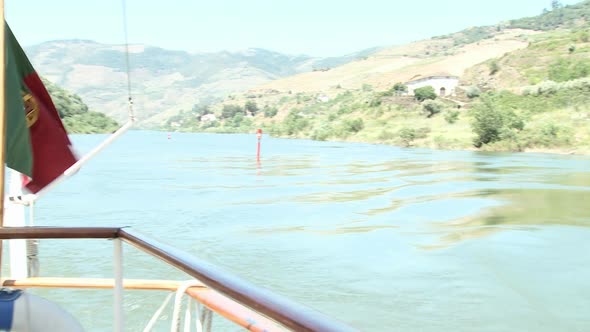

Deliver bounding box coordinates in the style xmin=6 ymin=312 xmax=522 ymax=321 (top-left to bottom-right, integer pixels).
xmin=114 ymin=238 xmax=124 ymax=332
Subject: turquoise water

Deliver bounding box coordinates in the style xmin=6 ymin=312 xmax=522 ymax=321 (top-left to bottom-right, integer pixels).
xmin=12 ymin=131 xmax=590 ymax=331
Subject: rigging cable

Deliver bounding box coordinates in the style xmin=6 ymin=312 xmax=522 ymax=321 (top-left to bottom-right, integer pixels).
xmin=121 ymin=0 xmax=135 ymax=121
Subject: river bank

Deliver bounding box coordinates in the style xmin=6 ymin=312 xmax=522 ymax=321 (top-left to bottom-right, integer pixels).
xmin=170 ymin=127 xmax=590 ymax=156
xmin=162 ymin=89 xmax=590 ymax=156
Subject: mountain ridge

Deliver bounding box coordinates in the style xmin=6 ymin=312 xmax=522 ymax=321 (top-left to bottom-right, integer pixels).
xmin=23 ymin=40 xmax=378 ymax=125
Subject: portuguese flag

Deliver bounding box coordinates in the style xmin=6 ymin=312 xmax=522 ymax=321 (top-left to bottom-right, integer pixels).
xmin=5 ymin=22 xmax=77 ymax=193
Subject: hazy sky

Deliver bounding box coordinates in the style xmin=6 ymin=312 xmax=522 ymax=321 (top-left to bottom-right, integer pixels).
xmin=5 ymin=0 xmax=584 ymax=57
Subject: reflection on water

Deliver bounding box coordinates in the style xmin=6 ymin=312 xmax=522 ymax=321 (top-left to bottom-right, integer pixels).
xmin=426 ymin=189 xmax=590 ymax=248
xmin=459 ymin=189 xmax=590 ymax=227
xmin=251 ymin=224 xmax=399 ymax=235
xmin=17 ymin=132 xmax=590 ymax=331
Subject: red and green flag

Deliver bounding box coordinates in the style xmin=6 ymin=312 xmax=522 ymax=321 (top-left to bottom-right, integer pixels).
xmin=5 ymin=22 xmax=77 ymax=193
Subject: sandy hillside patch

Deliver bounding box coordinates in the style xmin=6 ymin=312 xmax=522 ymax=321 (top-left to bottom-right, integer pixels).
xmin=255 ymin=29 xmax=535 ymax=93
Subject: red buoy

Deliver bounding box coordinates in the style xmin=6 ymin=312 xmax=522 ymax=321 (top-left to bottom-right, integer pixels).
xmin=256 ymin=129 xmax=262 ymax=161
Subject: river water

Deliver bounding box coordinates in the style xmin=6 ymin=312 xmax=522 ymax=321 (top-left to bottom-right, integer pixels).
xmin=14 ymin=130 xmax=590 ymax=331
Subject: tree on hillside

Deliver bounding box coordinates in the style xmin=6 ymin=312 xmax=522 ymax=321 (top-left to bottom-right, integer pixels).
xmin=343 ymin=118 xmax=364 ymax=133
xmin=392 ymin=82 xmax=408 ymax=95
xmin=465 ymin=86 xmax=481 ymax=99
xmin=471 ymin=95 xmax=525 ymax=147
xmin=551 ymin=0 xmax=562 ymax=10
xmin=489 ymin=59 xmax=500 ymax=75
xmin=244 ymin=100 xmax=259 ymax=115
xmin=192 ymin=104 xmax=212 ymax=117
xmin=422 ymin=100 xmax=444 ymax=118
xmin=413 ymin=86 xmax=437 ymax=102
xmin=221 ymin=104 xmax=244 ymax=119
xmin=472 ymin=96 xmax=503 ymax=147
xmin=263 ymin=106 xmax=278 ymax=118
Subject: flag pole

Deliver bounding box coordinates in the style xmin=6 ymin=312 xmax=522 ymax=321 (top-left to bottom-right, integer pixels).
xmin=0 ymin=0 xmax=7 ymax=274
xmin=27 ymin=119 xmax=135 ymax=203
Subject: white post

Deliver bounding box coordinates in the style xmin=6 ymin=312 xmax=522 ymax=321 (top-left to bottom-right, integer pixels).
xmin=5 ymin=170 xmax=28 ymax=279
xmin=114 ymin=238 xmax=124 ymax=332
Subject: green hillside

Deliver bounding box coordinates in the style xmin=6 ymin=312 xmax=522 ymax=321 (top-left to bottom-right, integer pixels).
xmin=462 ymin=27 xmax=590 ymax=89
xmin=508 ymin=0 xmax=590 ymax=30
xmin=165 ymin=0 xmax=590 ymax=154
xmin=43 ymin=78 xmax=119 ymax=134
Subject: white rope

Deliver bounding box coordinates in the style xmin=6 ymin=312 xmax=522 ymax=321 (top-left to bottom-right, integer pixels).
xmin=144 ymin=281 xmax=213 ymax=332
xmin=25 ymin=239 xmax=39 ymax=277
xmin=183 ymin=299 xmax=192 ymax=332
xmin=171 ymin=280 xmax=204 ymax=332
xmin=26 ymin=199 xmax=39 ymax=277
xmin=143 ymin=292 xmax=174 ymax=332
xmin=194 ymin=299 xmax=203 ymax=332
xmin=196 ymin=301 xmax=212 ymax=332
xmin=201 ymin=306 xmax=213 ymax=332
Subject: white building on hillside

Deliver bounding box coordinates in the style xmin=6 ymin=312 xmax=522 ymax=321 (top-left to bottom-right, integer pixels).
xmin=405 ymin=73 xmax=459 ymax=97
xmin=201 ymin=114 xmax=217 ymax=122
xmin=317 ymin=95 xmax=330 ymax=103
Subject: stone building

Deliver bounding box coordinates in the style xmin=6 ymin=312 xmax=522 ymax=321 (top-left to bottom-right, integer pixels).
xmin=405 ymin=73 xmax=459 ymax=97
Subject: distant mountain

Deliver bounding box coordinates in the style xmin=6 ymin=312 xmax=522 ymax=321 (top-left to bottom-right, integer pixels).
xmin=24 ymin=41 xmax=376 ymax=125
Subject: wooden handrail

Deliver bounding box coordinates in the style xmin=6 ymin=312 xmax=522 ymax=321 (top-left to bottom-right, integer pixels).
xmin=2 ymin=277 xmax=205 ymax=290
xmin=0 ymin=226 xmax=120 ymax=239
xmin=0 ymin=227 xmax=357 ymax=332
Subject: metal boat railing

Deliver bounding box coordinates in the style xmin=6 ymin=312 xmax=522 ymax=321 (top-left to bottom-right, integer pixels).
xmin=0 ymin=226 xmax=356 ymax=332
